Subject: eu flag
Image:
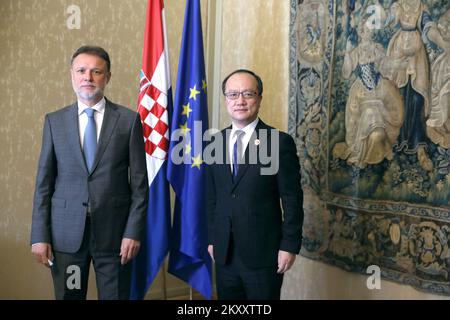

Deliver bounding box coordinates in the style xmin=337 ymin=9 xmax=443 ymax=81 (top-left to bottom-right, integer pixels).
xmin=167 ymin=0 xmax=212 ymax=299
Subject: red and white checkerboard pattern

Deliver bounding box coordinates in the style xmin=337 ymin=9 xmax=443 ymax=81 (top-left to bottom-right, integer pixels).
xmin=138 ymin=77 xmax=169 ymax=160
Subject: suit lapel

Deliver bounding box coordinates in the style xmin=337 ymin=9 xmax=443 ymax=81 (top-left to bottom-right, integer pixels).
xmin=89 ymin=100 xmax=120 ymax=175
xmin=65 ymin=103 xmax=88 ymax=172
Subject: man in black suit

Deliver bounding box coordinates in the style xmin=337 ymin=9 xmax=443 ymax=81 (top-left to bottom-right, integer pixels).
xmin=30 ymin=46 xmax=148 ymax=299
xmin=206 ymin=69 xmax=303 ymax=300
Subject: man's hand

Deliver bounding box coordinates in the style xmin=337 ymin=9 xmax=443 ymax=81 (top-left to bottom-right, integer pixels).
xmin=31 ymin=243 xmax=53 ymax=268
xmin=120 ymin=238 xmax=141 ymax=265
xmin=277 ymin=250 xmax=296 ymax=274
xmin=208 ymin=245 xmax=214 ymax=262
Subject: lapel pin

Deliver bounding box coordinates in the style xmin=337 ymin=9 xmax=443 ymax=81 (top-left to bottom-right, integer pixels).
xmin=254 ymin=139 xmax=260 ymax=146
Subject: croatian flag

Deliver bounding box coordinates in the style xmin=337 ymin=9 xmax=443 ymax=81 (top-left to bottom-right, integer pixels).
xmin=131 ymin=0 xmax=172 ymax=300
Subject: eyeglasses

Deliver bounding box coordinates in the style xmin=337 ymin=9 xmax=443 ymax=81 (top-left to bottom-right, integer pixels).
xmin=224 ymin=91 xmax=259 ymax=100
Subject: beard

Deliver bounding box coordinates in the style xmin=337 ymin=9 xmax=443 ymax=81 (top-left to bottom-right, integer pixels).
xmin=74 ymin=86 xmax=103 ymax=103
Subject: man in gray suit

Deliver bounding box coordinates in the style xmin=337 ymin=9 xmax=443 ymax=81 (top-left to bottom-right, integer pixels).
xmin=30 ymin=46 xmax=148 ymax=300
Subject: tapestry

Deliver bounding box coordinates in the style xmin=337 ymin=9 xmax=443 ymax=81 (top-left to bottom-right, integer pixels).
xmin=289 ymin=0 xmax=450 ymax=295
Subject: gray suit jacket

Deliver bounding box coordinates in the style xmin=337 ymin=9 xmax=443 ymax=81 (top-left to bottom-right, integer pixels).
xmin=31 ymin=99 xmax=149 ymax=253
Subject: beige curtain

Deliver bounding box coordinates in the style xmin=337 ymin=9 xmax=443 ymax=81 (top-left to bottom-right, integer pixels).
xmin=218 ymin=0 xmax=290 ymax=131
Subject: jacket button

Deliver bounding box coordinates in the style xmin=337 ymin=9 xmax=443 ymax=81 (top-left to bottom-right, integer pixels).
xmin=232 ymin=194 xmax=236 ymax=198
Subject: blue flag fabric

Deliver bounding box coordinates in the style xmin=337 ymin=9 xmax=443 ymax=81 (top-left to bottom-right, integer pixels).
xmin=167 ymin=0 xmax=213 ymax=300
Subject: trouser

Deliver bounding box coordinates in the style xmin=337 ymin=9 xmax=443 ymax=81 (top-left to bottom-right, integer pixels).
xmin=215 ymin=236 xmax=283 ymax=300
xmin=50 ymin=217 xmax=132 ymax=300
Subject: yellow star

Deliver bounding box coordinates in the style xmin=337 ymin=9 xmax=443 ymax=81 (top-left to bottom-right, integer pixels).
xmin=185 ymin=143 xmax=192 ymax=155
xmin=202 ymin=80 xmax=207 ymax=92
xmin=179 ymin=122 xmax=191 ymax=136
xmin=189 ymin=85 xmax=200 ymax=100
xmin=181 ymin=103 xmax=193 ymax=118
xmin=191 ymin=154 xmax=203 ymax=169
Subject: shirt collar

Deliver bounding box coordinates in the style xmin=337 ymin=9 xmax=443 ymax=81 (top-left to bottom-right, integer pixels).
xmin=231 ymin=118 xmax=259 ymax=138
xmin=77 ymin=97 xmax=106 ymax=116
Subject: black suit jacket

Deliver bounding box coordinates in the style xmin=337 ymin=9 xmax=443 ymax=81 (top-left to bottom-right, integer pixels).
xmin=31 ymin=99 xmax=149 ymax=253
xmin=206 ymin=119 xmax=303 ymax=268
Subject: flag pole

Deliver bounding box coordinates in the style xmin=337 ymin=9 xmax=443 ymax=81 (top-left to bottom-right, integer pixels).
xmin=162 ymin=261 xmax=168 ymax=300
xmin=190 ymin=287 xmax=193 ymax=300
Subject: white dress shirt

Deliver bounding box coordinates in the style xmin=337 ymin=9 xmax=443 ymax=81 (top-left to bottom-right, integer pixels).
xmin=229 ymin=118 xmax=259 ymax=173
xmin=77 ymin=97 xmax=106 ymax=149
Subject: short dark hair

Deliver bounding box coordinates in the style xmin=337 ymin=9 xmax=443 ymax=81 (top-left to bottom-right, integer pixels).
xmin=71 ymin=45 xmax=111 ymax=72
xmin=222 ymin=69 xmax=263 ymax=96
